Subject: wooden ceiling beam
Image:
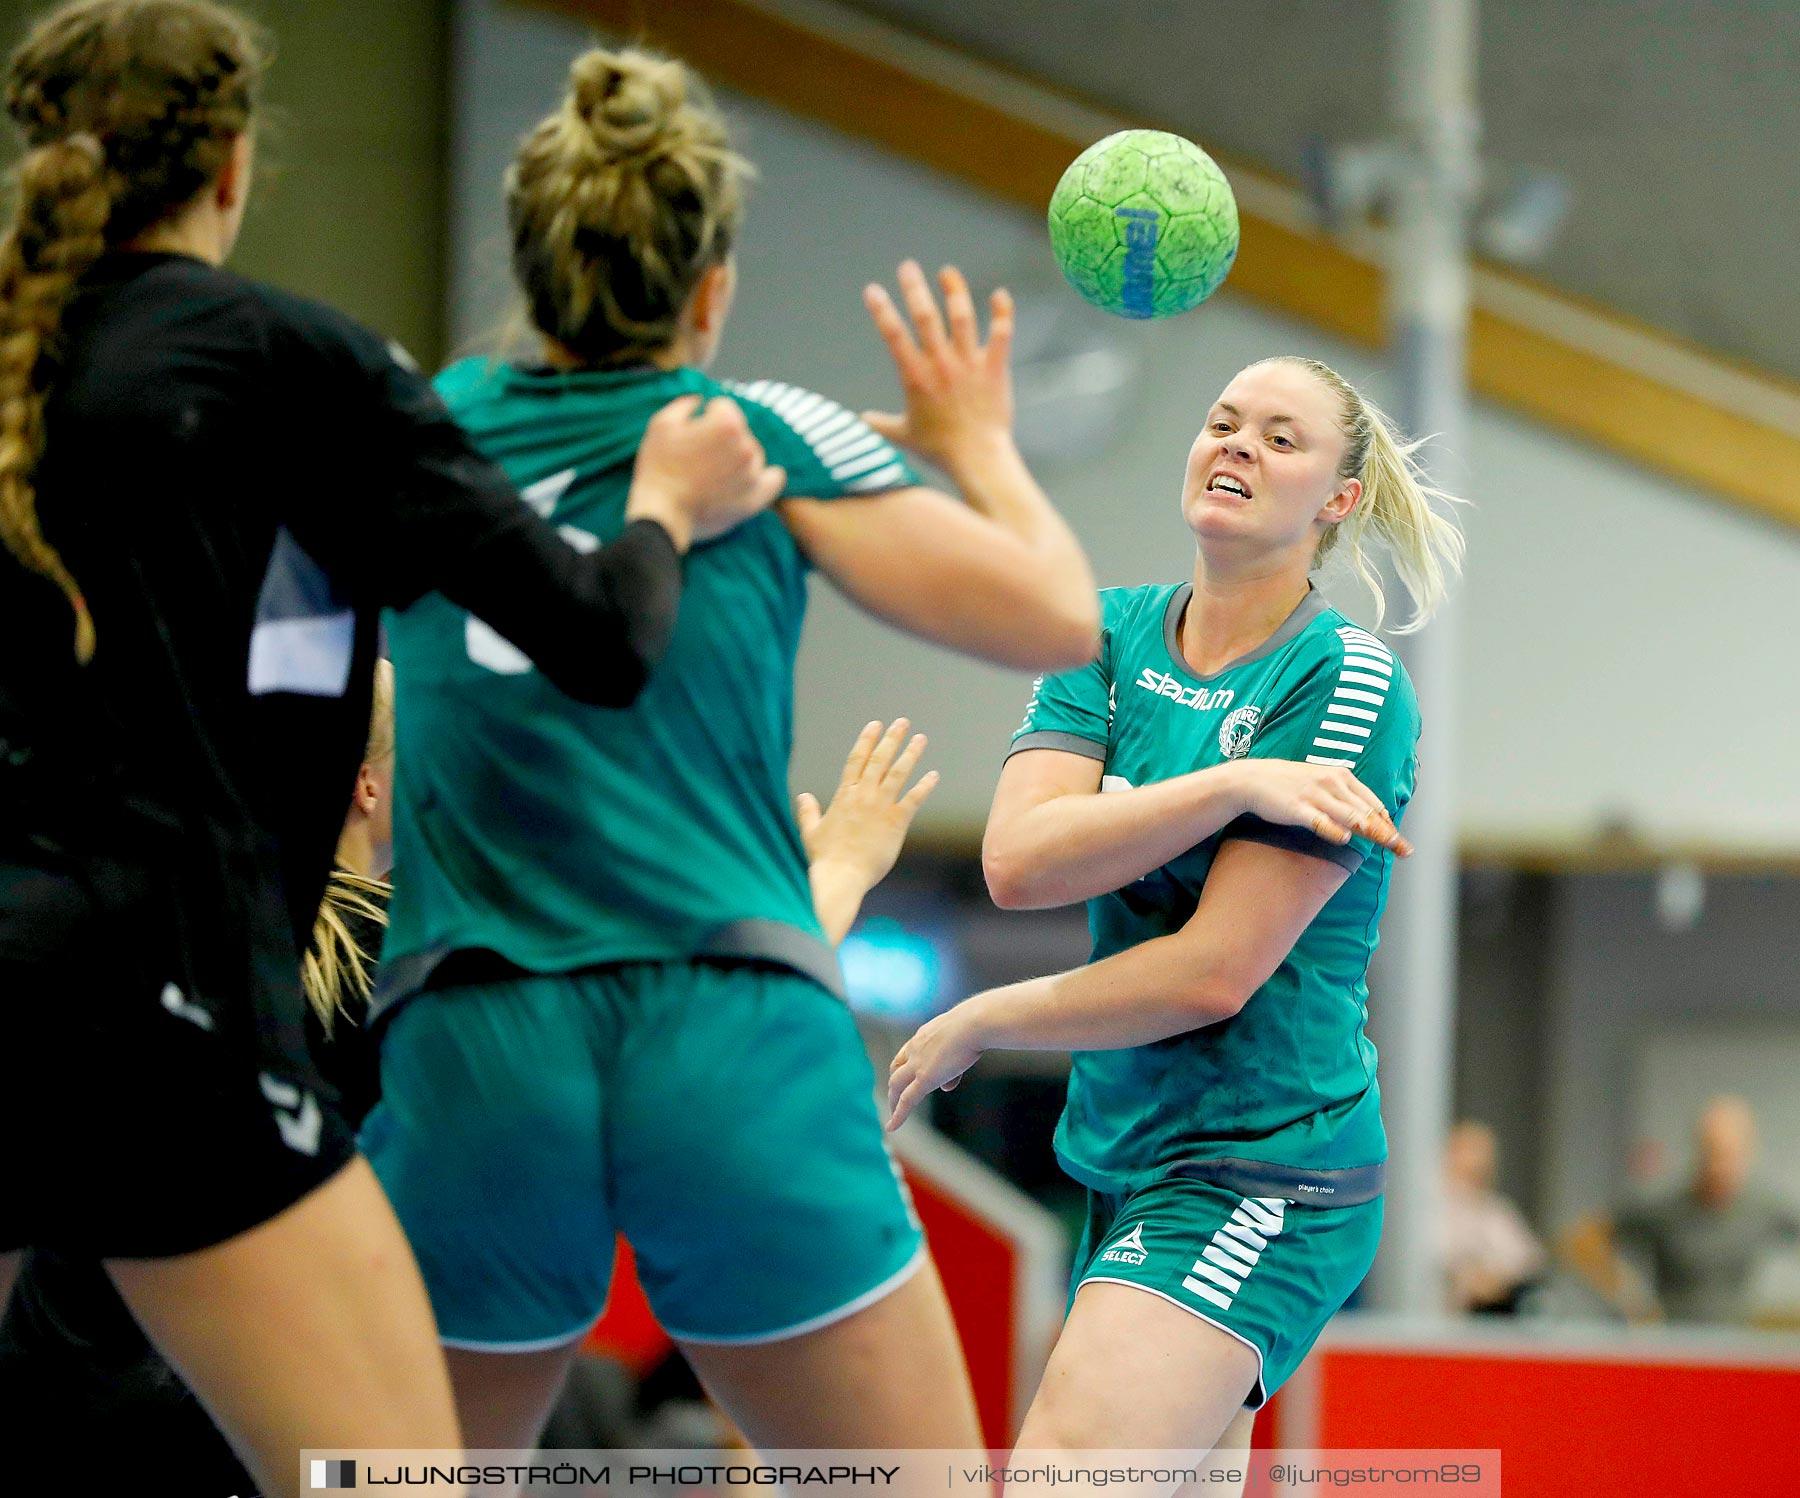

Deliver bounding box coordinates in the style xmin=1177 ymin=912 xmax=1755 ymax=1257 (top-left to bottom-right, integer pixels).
xmin=520 ymin=0 xmax=1800 ymax=527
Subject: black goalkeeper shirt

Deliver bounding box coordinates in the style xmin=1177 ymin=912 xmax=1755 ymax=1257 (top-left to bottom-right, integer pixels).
xmin=0 ymin=252 xmax=681 ymax=988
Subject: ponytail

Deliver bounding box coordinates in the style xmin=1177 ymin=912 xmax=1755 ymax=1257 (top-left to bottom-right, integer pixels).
xmin=1265 ymin=356 xmax=1466 ymax=634
xmin=302 ymin=866 xmax=389 ymax=1036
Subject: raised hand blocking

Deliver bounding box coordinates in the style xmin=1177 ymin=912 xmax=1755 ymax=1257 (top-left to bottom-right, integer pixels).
xmin=860 ymin=261 xmax=1017 ymax=474
xmin=797 ymin=717 xmax=939 ymax=895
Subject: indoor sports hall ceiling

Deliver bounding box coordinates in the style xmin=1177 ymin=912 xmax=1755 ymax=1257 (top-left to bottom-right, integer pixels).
xmin=845 ymin=0 xmax=1800 ymax=391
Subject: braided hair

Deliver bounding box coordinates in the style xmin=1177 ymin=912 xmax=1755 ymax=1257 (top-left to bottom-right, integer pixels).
xmin=1 ymin=0 xmax=263 ymax=661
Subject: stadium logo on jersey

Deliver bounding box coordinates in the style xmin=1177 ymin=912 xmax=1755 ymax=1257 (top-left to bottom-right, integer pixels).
xmin=1219 ymin=705 xmax=1261 ymax=758
xmin=1100 ymin=1221 xmax=1149 ymax=1267
xmin=1135 ymin=668 xmax=1234 ymax=713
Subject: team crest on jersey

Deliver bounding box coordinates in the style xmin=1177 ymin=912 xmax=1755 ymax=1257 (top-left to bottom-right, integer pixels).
xmin=1219 ymin=705 xmax=1261 ymax=758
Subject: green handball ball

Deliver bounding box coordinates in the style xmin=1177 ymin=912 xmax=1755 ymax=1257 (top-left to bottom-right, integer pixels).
xmin=1048 ymin=129 xmax=1239 ymax=319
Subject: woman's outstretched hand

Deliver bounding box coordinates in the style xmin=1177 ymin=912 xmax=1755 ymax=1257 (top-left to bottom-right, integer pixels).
xmin=861 ymin=261 xmax=1016 ymax=475
xmin=798 ymin=718 xmax=939 ymax=948
xmin=797 ymin=718 xmax=939 ymax=896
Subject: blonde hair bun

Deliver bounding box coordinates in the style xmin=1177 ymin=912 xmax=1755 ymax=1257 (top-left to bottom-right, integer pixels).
xmin=508 ymin=44 xmax=748 ymax=364
xmin=569 ymin=48 xmax=685 ymax=161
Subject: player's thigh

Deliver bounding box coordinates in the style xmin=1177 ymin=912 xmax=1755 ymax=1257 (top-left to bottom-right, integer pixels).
xmin=678 ymin=1254 xmax=980 ymax=1453
xmin=1171 ymin=1410 xmax=1255 ymax=1498
xmin=107 ymin=1156 xmax=461 ymax=1498
xmin=443 ymin=1340 xmax=586 ymax=1454
xmin=1017 ymin=1280 xmax=1258 ymax=1457
xmin=1060 ymin=1177 xmax=1381 ymax=1425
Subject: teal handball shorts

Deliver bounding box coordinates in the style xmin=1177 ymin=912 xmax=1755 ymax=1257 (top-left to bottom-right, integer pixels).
xmin=361 ymin=961 xmax=924 ymax=1349
xmin=1071 ymin=1172 xmax=1382 ymax=1407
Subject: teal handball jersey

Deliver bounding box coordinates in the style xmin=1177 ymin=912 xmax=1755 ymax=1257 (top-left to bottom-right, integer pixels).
xmin=1010 ymin=583 xmax=1419 ymax=1192
xmin=378 ymin=362 xmax=917 ymax=1010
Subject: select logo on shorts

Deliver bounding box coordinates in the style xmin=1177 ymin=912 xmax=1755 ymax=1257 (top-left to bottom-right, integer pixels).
xmin=1100 ymin=1221 xmax=1149 ymax=1267
xmin=310 ymin=1458 xmax=356 ymax=1489
xmin=1218 ymin=705 xmax=1261 ymax=759
xmin=1180 ymin=1196 xmax=1285 ymax=1311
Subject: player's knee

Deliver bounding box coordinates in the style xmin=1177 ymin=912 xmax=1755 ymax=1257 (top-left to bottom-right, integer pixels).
xmin=1014 ymin=1390 xmax=1114 ymax=1456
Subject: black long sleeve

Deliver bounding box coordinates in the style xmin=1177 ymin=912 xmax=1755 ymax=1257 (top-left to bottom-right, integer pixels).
xmin=5 ymin=251 xmax=691 ymax=969
xmin=440 ymin=515 xmax=682 ymax=707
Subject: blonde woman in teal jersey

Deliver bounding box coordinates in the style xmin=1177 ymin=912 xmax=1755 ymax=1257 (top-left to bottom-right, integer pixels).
xmin=364 ymin=46 xmax=1097 ymax=1456
xmin=889 ymin=356 xmax=1463 ymax=1486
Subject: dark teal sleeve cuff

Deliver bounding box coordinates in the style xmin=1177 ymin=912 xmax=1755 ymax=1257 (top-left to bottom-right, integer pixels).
xmin=1007 ymin=730 xmax=1107 ymax=762
xmin=1218 ymin=815 xmax=1366 ymax=873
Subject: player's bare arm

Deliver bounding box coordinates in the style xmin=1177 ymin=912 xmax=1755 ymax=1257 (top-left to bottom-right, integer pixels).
xmin=778 ymin=263 xmax=1097 ymax=672
xmin=888 ymin=838 xmax=1348 ymax=1129
xmin=984 ymin=746 xmax=1406 ymax=911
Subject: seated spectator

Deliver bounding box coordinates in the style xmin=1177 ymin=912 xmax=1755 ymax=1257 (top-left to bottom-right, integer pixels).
xmin=1439 ymin=1120 xmax=1546 ymax=1314
xmin=1612 ymin=1096 xmax=1800 ymax=1326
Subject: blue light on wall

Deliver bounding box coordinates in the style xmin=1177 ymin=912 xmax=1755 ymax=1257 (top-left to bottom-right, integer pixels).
xmin=839 ymin=916 xmax=961 ymax=1024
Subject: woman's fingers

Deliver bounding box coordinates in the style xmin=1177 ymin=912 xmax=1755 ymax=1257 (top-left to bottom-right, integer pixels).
xmin=860 ymin=409 xmax=906 ymax=443
xmin=1317 ymin=796 xmax=1412 ymax=856
xmin=794 ymin=792 xmax=822 ymax=840
xmin=1343 ymin=798 xmax=1409 ymax=854
xmin=863 ymin=283 xmax=925 ymax=381
xmin=862 ymin=718 xmax=911 ymax=785
xmin=886 ymin=1078 xmax=925 ymax=1131
xmin=838 ymin=720 xmax=883 ymax=792
xmin=897 ymin=259 xmax=950 ymax=355
xmin=940 ymin=265 xmax=979 ymax=354
xmin=986 ymin=287 xmax=1015 ymax=371
xmin=884 ymin=730 xmax=927 ymax=791
xmin=898 ymin=768 xmax=940 ymax=816
xmin=1311 ymin=811 xmax=1354 ymax=845
xmin=747 ymin=463 xmax=787 ymax=512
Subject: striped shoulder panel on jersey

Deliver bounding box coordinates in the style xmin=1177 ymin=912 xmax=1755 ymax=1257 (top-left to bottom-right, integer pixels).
xmin=727 ymin=378 xmax=910 ymax=493
xmin=1305 ymin=626 xmax=1395 ymax=768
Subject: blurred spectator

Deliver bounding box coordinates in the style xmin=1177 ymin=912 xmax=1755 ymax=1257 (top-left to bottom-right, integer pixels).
xmin=1438 ymin=1121 xmax=1547 ymax=1314
xmin=1611 ymin=1096 xmax=1800 ymax=1325
xmin=1624 ymin=1134 xmax=1669 ymax=1194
